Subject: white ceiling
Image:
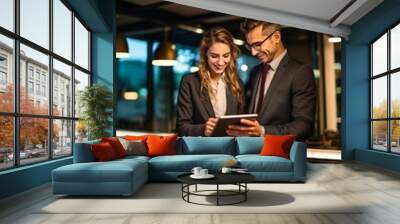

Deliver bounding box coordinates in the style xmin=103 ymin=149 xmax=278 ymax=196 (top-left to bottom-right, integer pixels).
xmin=167 ymin=0 xmax=384 ymax=38
xmin=226 ymin=0 xmax=352 ymax=22
xmin=123 ymin=0 xmax=163 ymax=6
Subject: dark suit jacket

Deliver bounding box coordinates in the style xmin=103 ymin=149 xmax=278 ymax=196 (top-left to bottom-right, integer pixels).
xmin=248 ymin=54 xmax=316 ymax=140
xmin=176 ymin=73 xmax=245 ymax=136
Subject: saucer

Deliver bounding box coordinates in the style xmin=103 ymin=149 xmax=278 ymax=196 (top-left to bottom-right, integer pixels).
xmin=190 ymin=174 xmax=215 ymax=179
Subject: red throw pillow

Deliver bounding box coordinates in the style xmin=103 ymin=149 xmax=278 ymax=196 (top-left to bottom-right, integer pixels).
xmin=124 ymin=135 xmax=148 ymax=141
xmin=101 ymin=137 xmax=126 ymax=158
xmin=146 ymin=135 xmax=178 ymax=157
xmin=91 ymin=142 xmax=117 ymax=161
xmin=259 ymin=135 xmax=296 ymax=159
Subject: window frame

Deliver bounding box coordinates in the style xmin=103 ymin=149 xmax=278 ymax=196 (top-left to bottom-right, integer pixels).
xmin=370 ymin=20 xmax=400 ymax=154
xmin=0 ymin=0 xmax=92 ymax=171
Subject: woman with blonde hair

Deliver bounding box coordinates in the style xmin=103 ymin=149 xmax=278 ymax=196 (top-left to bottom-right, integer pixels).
xmin=176 ymin=27 xmax=244 ymax=136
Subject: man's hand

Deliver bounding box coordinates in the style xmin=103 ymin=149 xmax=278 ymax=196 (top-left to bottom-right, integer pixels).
xmin=204 ymin=118 xmax=218 ymax=136
xmin=226 ymin=119 xmax=263 ymax=136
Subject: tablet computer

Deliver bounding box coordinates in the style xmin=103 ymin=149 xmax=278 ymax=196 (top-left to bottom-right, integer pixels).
xmin=211 ymin=114 xmax=258 ymax=137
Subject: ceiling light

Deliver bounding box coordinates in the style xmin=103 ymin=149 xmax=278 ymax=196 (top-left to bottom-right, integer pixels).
xmin=116 ymin=32 xmax=129 ymax=58
xmin=123 ymin=91 xmax=139 ymax=100
xmin=328 ymin=37 xmax=342 ymax=43
xmin=194 ymin=28 xmax=204 ymax=34
xmin=190 ymin=66 xmax=199 ymax=73
xmin=152 ymin=27 xmax=177 ymax=67
xmin=240 ymin=64 xmax=248 ymax=72
xmin=234 ymin=38 xmax=244 ymax=46
xmin=178 ymin=24 xmax=204 ymax=34
xmin=313 ymin=69 xmax=320 ymax=79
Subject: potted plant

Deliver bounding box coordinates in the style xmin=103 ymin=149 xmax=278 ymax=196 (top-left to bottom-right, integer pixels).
xmin=79 ymin=84 xmax=113 ymax=140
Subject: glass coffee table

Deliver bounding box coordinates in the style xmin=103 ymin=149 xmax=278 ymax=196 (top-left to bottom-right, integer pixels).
xmin=177 ymin=172 xmax=255 ymax=206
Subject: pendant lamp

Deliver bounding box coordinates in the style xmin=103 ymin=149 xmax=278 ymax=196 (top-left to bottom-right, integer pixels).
xmin=152 ymin=27 xmax=177 ymax=66
xmin=116 ymin=32 xmax=129 ymax=58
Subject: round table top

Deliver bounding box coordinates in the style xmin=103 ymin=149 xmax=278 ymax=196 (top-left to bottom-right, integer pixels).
xmin=177 ymin=172 xmax=255 ymax=185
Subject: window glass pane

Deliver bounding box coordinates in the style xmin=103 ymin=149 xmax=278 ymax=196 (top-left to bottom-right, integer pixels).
xmin=20 ymin=44 xmax=49 ymax=115
xmin=372 ymin=33 xmax=387 ymax=76
xmin=372 ymin=121 xmax=388 ymax=151
xmin=117 ymin=38 xmax=147 ymax=130
xmin=372 ymin=76 xmax=387 ymax=119
xmin=74 ymin=69 xmax=89 ymax=118
xmin=0 ymin=34 xmax=14 ymax=112
xmin=20 ymin=0 xmax=49 ymax=49
xmin=0 ymin=0 xmax=14 ymax=31
xmin=20 ymin=117 xmax=49 ymax=165
xmin=391 ymin=120 xmax=400 ymax=153
xmin=0 ymin=116 xmax=13 ymax=170
xmin=391 ymin=24 xmax=400 ymax=70
xmin=75 ymin=120 xmax=88 ymax=143
xmin=53 ymin=119 xmax=72 ymax=158
xmin=391 ymin=72 xmax=400 ymax=118
xmin=74 ymin=18 xmax=89 ymax=70
xmin=53 ymin=0 xmax=72 ymax=60
xmin=53 ymin=59 xmax=72 ymax=117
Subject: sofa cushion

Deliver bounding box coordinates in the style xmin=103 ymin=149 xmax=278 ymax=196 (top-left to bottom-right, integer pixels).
xmin=148 ymin=154 xmax=235 ymax=172
xmin=115 ymin=155 xmax=150 ymax=163
xmin=53 ymin=158 xmax=147 ymax=183
xmin=101 ymin=137 xmax=127 ymax=158
xmin=119 ymin=138 xmax=147 ymax=156
xmin=146 ymin=135 xmax=178 ymax=157
xmin=236 ymin=155 xmax=293 ymax=172
xmin=91 ymin=142 xmax=118 ymax=161
xmin=260 ymin=135 xmax=296 ymax=159
xmin=235 ymin=137 xmax=263 ymax=155
xmin=124 ymin=135 xmax=148 ymax=141
xmin=179 ymin=137 xmax=235 ymax=155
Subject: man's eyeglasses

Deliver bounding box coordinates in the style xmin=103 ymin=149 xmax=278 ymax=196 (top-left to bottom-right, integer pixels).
xmin=245 ymin=30 xmax=276 ymax=51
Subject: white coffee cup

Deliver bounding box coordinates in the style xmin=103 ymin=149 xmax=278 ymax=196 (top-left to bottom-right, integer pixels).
xmin=221 ymin=167 xmax=232 ymax=174
xmin=200 ymin=169 xmax=208 ymax=176
xmin=191 ymin=167 xmax=202 ymax=176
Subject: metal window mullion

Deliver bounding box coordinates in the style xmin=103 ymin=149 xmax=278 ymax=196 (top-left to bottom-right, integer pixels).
xmin=372 ymin=118 xmax=397 ymax=121
xmin=387 ymin=30 xmax=391 ymax=152
xmin=88 ymin=31 xmax=91 ymax=75
xmin=12 ymin=0 xmax=20 ymax=167
xmin=370 ymin=45 xmax=373 ymax=149
xmin=48 ymin=0 xmax=53 ymax=160
xmin=71 ymin=11 xmax=76 ymax=155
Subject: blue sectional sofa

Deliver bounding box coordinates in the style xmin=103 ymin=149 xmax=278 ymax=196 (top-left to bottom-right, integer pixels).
xmin=52 ymin=137 xmax=307 ymax=196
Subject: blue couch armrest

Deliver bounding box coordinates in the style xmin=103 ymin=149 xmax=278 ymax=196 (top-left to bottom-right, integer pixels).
xmin=73 ymin=140 xmax=100 ymax=163
xmin=289 ymin=141 xmax=307 ymax=181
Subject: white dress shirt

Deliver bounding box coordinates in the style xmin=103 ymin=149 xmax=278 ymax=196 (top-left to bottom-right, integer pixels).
xmin=210 ymin=73 xmax=227 ymax=118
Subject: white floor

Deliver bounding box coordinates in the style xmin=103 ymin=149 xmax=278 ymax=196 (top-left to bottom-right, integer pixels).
xmin=1 ymin=161 xmax=400 ymax=224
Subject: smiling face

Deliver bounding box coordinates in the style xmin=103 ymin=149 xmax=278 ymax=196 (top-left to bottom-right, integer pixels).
xmin=245 ymin=25 xmax=280 ymax=64
xmin=206 ymin=42 xmax=231 ymax=76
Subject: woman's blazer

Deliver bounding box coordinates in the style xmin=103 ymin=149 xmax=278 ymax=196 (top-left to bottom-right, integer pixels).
xmin=176 ymin=73 xmax=244 ymax=136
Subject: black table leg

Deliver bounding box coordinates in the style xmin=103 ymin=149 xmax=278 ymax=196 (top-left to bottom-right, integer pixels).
xmin=245 ymin=183 xmax=247 ymax=201
xmin=217 ymin=184 xmax=219 ymax=206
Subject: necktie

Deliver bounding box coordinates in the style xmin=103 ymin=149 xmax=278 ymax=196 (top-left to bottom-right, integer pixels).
xmin=255 ymin=63 xmax=270 ymax=114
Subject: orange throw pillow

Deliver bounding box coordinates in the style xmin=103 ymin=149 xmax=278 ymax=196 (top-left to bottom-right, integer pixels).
xmin=91 ymin=142 xmax=117 ymax=161
xmin=124 ymin=135 xmax=148 ymax=141
xmin=259 ymin=135 xmax=296 ymax=159
xmin=101 ymin=137 xmax=126 ymax=158
xmin=146 ymin=135 xmax=178 ymax=157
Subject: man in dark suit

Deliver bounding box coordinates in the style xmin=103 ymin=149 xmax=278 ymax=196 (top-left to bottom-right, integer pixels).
xmin=227 ymin=20 xmax=316 ymax=140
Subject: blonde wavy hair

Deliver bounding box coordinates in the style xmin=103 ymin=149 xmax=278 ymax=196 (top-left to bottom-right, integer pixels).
xmin=198 ymin=27 xmax=243 ymax=106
